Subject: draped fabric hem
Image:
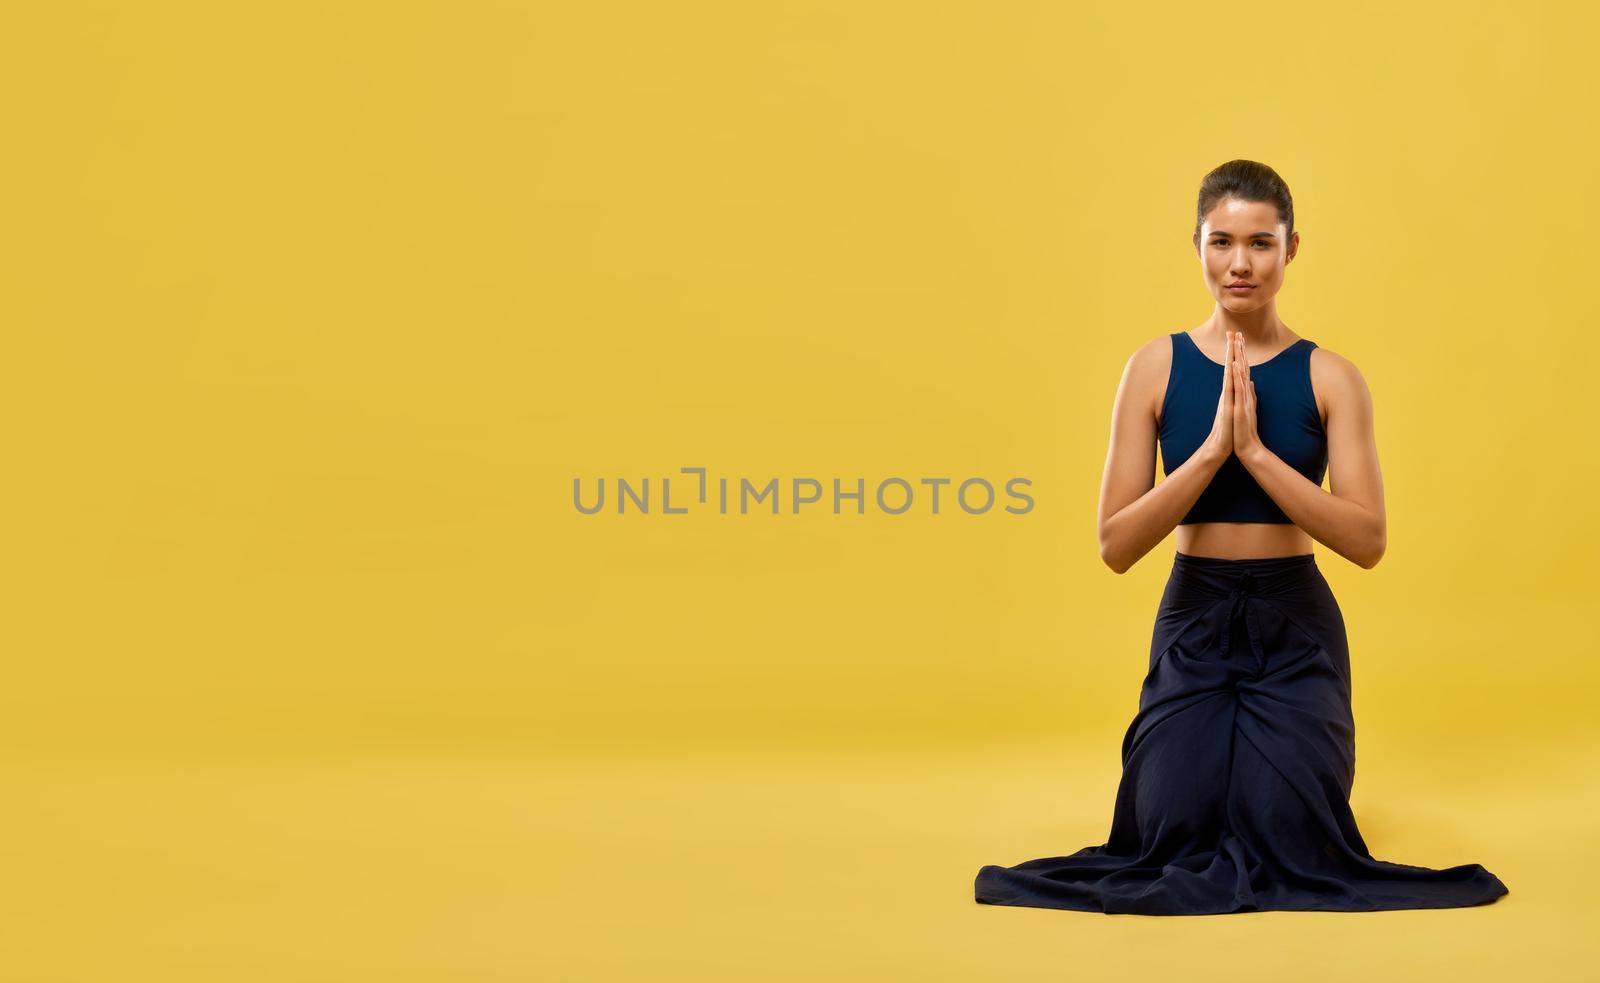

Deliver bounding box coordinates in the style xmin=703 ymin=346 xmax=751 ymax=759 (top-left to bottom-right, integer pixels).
xmin=973 ymin=552 xmax=1509 ymax=916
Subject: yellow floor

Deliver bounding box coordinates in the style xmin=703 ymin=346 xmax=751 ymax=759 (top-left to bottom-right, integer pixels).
xmin=2 ymin=737 xmax=1591 ymax=981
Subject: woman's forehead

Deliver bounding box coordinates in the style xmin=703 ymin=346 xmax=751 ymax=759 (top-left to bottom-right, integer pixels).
xmin=1202 ymin=197 xmax=1282 ymax=232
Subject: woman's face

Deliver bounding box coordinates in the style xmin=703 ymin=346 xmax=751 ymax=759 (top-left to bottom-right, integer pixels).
xmin=1195 ymin=197 xmax=1298 ymax=311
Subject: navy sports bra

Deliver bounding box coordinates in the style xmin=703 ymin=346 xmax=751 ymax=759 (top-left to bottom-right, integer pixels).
xmin=1158 ymin=330 xmax=1327 ymax=524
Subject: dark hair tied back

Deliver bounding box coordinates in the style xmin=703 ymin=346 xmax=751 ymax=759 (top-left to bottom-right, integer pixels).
xmin=1194 ymin=159 xmax=1294 ymax=244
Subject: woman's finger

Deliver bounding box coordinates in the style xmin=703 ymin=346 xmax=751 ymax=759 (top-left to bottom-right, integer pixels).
xmin=1231 ymin=338 xmax=1243 ymax=405
xmin=1222 ymin=340 xmax=1233 ymax=403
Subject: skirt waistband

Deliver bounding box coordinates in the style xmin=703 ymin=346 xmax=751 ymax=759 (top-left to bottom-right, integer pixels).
xmin=1174 ymin=551 xmax=1316 ymax=573
xmin=1171 ymin=551 xmax=1320 ymax=598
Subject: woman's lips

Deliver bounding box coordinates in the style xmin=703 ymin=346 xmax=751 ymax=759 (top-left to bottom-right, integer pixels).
xmin=1226 ymin=285 xmax=1255 ymax=293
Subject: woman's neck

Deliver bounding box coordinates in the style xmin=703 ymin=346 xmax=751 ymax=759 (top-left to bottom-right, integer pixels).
xmin=1202 ymin=307 xmax=1289 ymax=346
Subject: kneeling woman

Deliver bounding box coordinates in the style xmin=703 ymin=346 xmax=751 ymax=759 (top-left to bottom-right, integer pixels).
xmin=973 ymin=159 xmax=1509 ymax=915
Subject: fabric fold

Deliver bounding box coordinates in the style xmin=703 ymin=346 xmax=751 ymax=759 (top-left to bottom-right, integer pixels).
xmin=974 ymin=551 xmax=1510 ymax=915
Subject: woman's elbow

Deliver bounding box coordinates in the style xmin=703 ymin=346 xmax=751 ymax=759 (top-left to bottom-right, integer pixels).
xmin=1356 ymin=526 xmax=1387 ymax=569
xmin=1098 ymin=537 xmax=1132 ymax=575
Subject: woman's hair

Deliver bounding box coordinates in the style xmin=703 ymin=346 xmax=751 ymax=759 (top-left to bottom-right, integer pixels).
xmin=1193 ymin=159 xmax=1295 ymax=245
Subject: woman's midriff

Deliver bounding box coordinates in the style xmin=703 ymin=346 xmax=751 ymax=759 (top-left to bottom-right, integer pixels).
xmin=1175 ymin=521 xmax=1315 ymax=560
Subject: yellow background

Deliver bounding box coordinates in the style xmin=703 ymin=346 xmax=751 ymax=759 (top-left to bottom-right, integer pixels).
xmin=4 ymin=1 xmax=1596 ymax=979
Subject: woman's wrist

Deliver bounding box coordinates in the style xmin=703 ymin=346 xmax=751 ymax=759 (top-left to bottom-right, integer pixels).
xmin=1236 ymin=442 xmax=1272 ymax=470
xmin=1196 ymin=443 xmax=1230 ymax=469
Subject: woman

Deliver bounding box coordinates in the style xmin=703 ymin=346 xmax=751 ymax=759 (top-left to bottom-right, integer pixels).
xmin=973 ymin=159 xmax=1510 ymax=915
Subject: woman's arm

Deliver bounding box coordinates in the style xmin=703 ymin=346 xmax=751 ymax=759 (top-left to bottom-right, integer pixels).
xmin=1096 ymin=340 xmax=1229 ymax=574
xmin=1236 ymin=348 xmax=1388 ymax=568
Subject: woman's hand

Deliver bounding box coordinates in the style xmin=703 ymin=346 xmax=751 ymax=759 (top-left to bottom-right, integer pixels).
xmin=1229 ymin=332 xmax=1265 ymax=462
xmin=1200 ymin=331 xmax=1238 ymax=463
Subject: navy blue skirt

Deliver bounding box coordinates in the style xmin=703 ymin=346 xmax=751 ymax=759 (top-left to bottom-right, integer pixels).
xmin=974 ymin=551 xmax=1510 ymax=915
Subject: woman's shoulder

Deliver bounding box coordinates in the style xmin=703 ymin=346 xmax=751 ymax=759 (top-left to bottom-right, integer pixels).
xmin=1126 ymin=331 xmax=1178 ymax=372
xmin=1307 ymin=341 xmax=1368 ymax=386
xmin=1307 ymin=341 xmax=1373 ymax=422
xmin=1119 ymin=332 xmax=1176 ymax=389
xmin=1121 ymin=333 xmax=1178 ymax=421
